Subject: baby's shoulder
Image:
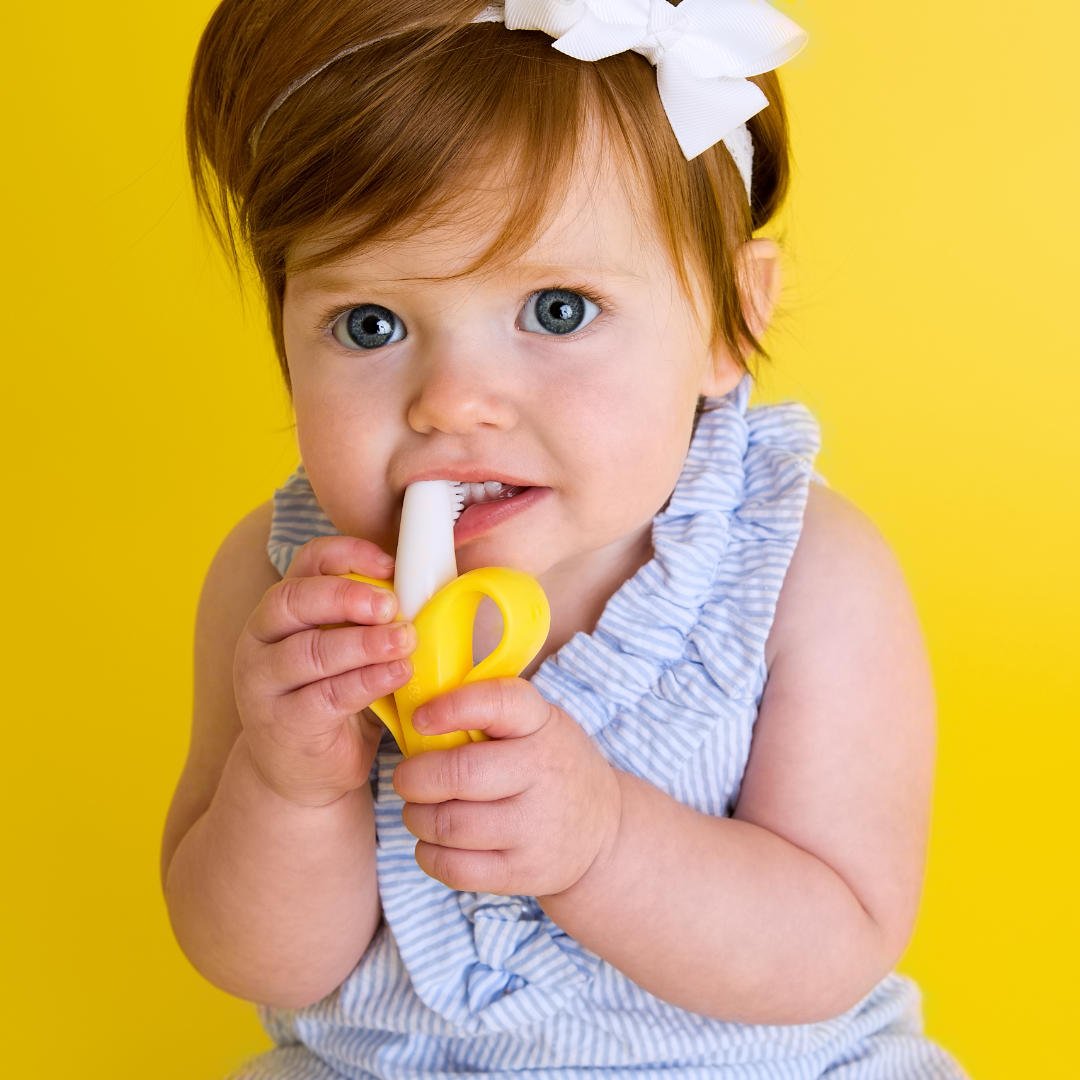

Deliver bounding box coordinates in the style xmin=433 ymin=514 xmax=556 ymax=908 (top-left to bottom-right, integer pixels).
xmin=764 ymin=481 xmax=907 ymax=671
xmin=216 ymin=498 xmax=277 ymax=576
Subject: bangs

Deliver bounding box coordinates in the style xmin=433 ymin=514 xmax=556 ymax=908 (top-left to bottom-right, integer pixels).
xmin=262 ymin=26 xmax=605 ymax=281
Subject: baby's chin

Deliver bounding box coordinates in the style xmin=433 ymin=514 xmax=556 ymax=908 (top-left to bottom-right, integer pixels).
xmin=452 ymin=541 xmax=540 ymax=579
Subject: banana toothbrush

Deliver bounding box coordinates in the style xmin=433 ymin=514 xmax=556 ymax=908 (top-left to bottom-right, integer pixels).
xmin=343 ymin=480 xmax=550 ymax=756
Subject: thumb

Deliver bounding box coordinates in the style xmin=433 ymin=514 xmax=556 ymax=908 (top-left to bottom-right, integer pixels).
xmin=412 ymin=678 xmax=550 ymax=740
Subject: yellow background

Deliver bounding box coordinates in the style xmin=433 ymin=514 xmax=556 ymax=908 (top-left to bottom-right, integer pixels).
xmin=3 ymin=1 xmax=1076 ymax=1075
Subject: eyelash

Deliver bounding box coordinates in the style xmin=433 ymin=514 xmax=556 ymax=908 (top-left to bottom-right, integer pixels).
xmin=311 ymin=283 xmax=613 ymax=340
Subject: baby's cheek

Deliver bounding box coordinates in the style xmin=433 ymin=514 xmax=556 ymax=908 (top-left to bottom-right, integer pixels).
xmin=308 ymin=468 xmax=398 ymax=552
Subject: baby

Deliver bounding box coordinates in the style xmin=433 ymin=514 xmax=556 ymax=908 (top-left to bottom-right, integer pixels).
xmin=162 ymin=2 xmax=969 ymax=1076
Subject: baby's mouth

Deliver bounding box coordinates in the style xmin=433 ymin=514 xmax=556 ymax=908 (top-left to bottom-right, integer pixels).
xmin=451 ymin=481 xmax=545 ymax=544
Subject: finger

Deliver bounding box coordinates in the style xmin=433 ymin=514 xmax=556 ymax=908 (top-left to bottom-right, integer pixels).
xmin=248 ymin=574 xmax=399 ymax=645
xmin=284 ymin=534 xmax=395 ymax=580
xmin=262 ymin=621 xmax=417 ymax=695
xmin=411 ymin=679 xmax=553 ymax=741
xmin=402 ymin=796 xmax=528 ymax=851
xmin=278 ymin=655 xmax=414 ymax=727
xmin=413 ymin=843 xmax=515 ymax=895
xmin=393 ymin=737 xmax=532 ymax=804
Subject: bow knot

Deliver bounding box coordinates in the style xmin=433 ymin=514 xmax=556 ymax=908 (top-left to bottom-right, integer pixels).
xmin=638 ymin=1 xmax=685 ymax=62
xmin=493 ymin=0 xmax=807 ymax=162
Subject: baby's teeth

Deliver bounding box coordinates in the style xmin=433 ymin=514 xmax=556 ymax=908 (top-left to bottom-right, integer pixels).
xmin=459 ymin=480 xmax=508 ymax=506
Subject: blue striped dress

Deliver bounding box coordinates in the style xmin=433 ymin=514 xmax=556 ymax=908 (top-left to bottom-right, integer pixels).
xmin=232 ymin=373 xmax=968 ymax=1079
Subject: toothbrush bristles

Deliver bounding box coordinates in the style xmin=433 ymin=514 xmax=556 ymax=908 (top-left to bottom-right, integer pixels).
xmin=449 ymin=482 xmax=465 ymax=524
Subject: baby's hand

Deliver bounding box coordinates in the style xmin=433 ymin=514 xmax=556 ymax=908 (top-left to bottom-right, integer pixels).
xmin=233 ymin=535 xmax=415 ymax=808
xmin=393 ymin=680 xmax=621 ymax=897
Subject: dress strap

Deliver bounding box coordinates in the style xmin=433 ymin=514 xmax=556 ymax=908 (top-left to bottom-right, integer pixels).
xmin=266 ymin=463 xmax=338 ymax=576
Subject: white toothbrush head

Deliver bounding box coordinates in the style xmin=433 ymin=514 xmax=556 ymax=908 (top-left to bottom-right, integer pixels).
xmin=393 ymin=480 xmax=464 ymax=620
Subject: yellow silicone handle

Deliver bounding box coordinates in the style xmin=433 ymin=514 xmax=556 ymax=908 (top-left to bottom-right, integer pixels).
xmin=340 ymin=568 xmax=550 ymax=757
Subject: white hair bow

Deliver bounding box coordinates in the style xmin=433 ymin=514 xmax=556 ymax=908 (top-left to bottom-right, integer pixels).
xmin=478 ymin=0 xmax=807 ymax=165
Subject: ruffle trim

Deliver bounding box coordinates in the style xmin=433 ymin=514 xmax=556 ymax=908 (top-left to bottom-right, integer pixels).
xmin=373 ymin=754 xmax=600 ymax=1034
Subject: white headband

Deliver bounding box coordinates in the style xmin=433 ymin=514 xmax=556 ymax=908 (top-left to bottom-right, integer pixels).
xmin=250 ymin=0 xmax=808 ymax=201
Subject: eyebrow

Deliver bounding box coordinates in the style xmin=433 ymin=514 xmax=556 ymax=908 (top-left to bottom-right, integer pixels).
xmin=291 ymin=262 xmax=644 ymax=297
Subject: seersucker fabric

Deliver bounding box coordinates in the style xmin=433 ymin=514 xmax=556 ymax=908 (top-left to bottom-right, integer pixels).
xmin=235 ymin=372 xmax=968 ymax=1078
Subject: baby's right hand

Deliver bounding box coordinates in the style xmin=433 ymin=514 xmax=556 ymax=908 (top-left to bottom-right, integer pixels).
xmin=233 ymin=535 xmax=414 ymax=808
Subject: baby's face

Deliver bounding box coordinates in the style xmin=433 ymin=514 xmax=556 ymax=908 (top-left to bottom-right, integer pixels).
xmin=281 ymin=153 xmax=741 ymax=590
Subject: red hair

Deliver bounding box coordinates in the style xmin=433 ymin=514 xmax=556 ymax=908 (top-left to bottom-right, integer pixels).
xmin=186 ymin=0 xmax=795 ymax=391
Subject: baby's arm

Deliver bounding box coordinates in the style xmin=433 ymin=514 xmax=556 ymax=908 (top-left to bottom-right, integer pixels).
xmin=540 ymin=483 xmax=936 ymax=1024
xmin=160 ymin=505 xmax=412 ymax=1009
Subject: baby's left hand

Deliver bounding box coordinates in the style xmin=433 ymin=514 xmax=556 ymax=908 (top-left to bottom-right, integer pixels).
xmin=393 ymin=679 xmax=621 ymax=897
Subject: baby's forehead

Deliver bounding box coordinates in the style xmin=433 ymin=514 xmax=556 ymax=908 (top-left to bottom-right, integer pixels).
xmin=288 ymin=156 xmax=660 ymax=290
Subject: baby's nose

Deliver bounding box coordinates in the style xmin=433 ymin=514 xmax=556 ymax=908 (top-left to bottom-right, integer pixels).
xmin=406 ymin=349 xmax=518 ymax=435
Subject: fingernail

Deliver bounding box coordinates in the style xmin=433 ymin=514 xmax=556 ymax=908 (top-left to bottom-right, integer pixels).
xmin=388 ymin=659 xmax=411 ymax=679
xmin=391 ymin=623 xmax=415 ymax=649
xmin=412 ymin=706 xmax=428 ymax=732
xmin=374 ymin=590 xmax=396 ymax=619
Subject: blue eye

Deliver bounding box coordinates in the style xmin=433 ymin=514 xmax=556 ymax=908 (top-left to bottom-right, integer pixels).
xmin=519 ymin=289 xmax=601 ymax=336
xmin=331 ymin=304 xmax=406 ymax=350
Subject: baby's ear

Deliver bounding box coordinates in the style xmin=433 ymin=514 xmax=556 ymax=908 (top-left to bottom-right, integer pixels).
xmin=737 ymin=237 xmax=782 ymax=345
xmin=698 ymin=238 xmax=783 ymax=397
